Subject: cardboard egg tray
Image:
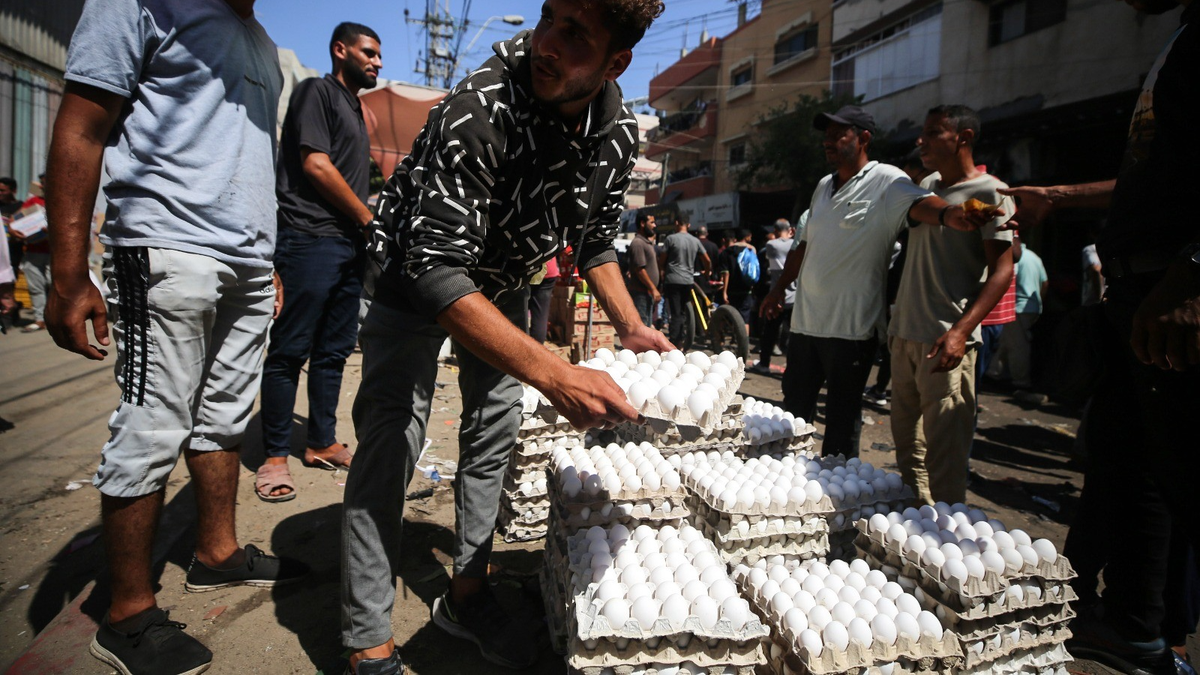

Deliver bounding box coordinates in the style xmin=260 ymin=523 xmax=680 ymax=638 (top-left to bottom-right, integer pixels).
xmin=518 ymin=417 xmax=587 ymax=442
xmin=696 ymin=519 xmax=830 ymax=566
xmin=953 ymin=642 xmax=1072 ymax=675
xmin=861 ymin=547 xmax=1079 ymax=620
xmin=564 ymin=527 xmax=771 ymax=644
xmin=635 ymin=361 xmax=746 ymax=435
xmin=499 ymin=497 xmax=549 ymax=523
xmin=854 ymin=525 xmax=1077 ymax=598
xmin=549 ymin=479 xmax=690 ymax=530
xmin=956 ymin=623 xmax=1074 ymax=670
xmin=682 ymin=478 xmax=837 ymax=519
xmin=502 ymin=472 xmax=549 ymax=498
xmin=941 ymin=602 xmax=1075 ymax=641
xmin=825 ymin=497 xmax=910 ymax=535
xmin=690 ymin=498 xmax=830 ymax=543
xmin=742 ymin=423 xmax=819 ymax=450
xmin=567 ymin=633 xmax=766 ymax=672
xmin=761 ymin=632 xmax=950 ymax=675
xmin=739 ymin=574 xmax=964 ymax=675
xmin=567 ymin=661 xmax=758 ymax=675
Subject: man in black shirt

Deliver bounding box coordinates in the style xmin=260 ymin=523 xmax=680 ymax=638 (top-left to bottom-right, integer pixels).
xmin=257 ymin=23 xmax=381 ymax=501
xmin=1000 ymin=3 xmax=1198 ymax=672
xmin=718 ymin=228 xmax=757 ymax=323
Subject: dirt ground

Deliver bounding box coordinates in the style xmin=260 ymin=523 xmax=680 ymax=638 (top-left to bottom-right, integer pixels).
xmin=0 ymin=326 xmax=1136 ymax=674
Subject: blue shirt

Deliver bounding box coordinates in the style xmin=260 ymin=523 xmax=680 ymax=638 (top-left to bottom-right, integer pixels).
xmin=66 ymin=0 xmax=283 ymax=268
xmin=1014 ymin=248 xmax=1048 ymax=315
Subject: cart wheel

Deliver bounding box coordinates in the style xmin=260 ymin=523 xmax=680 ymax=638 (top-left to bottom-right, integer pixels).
xmin=709 ymin=304 xmax=749 ymax=360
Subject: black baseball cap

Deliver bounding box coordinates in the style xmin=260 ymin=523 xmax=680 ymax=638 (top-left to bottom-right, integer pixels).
xmin=814 ymin=105 xmax=876 ymax=136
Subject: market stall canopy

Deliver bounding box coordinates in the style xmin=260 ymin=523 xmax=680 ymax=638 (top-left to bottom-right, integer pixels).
xmin=360 ymin=80 xmax=447 ymax=173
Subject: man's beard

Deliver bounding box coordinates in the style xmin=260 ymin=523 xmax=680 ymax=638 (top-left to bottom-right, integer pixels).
xmin=533 ymin=58 xmax=606 ymax=107
xmin=345 ymin=61 xmax=377 ymax=90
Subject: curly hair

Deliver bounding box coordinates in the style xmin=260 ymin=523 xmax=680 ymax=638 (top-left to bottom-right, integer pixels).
xmin=600 ymin=0 xmax=665 ymax=51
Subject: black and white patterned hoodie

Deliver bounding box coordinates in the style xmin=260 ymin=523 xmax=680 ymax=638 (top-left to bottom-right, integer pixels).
xmin=369 ymin=30 xmax=639 ymax=318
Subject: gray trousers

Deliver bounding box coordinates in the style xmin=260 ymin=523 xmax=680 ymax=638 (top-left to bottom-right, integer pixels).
xmin=21 ymin=252 xmax=51 ymax=322
xmin=341 ymin=291 xmax=527 ymax=649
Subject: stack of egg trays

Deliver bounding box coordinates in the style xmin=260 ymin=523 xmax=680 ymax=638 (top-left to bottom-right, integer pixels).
xmin=739 ymin=430 xmax=818 ymax=459
xmin=497 ymin=436 xmax=563 ymax=542
xmin=564 ymin=526 xmax=770 ymax=673
xmin=854 ymin=521 xmax=1076 ymax=672
xmin=681 ymin=465 xmax=836 ymax=567
xmin=546 ymin=468 xmax=691 ymax=534
xmin=614 ymin=406 xmax=746 ymax=456
xmin=689 ymin=498 xmax=831 ymax=566
xmin=737 ymin=562 xmax=963 ymax=675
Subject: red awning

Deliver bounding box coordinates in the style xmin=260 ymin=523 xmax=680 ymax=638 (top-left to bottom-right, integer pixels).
xmin=360 ymin=82 xmax=447 ymax=173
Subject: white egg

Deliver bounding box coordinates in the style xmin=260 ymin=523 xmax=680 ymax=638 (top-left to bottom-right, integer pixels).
xmin=962 ymin=555 xmax=986 ymax=580
xmin=830 ymin=602 xmax=856 ymax=626
xmin=627 ymin=381 xmax=655 ymax=409
xmin=871 ymin=613 xmax=898 ymax=646
xmin=853 ymin=599 xmax=878 ymax=622
xmin=941 ymin=559 xmax=968 ymax=585
xmin=1016 ymin=544 xmax=1040 ymax=568
xmin=992 ymin=531 xmax=1016 ymax=550
xmin=596 ymin=579 xmax=624 ymax=603
xmin=822 ymin=621 xmax=850 ymax=651
xmin=627 ymin=583 xmax=654 ymax=604
xmin=1010 ymin=529 xmax=1033 ymax=547
xmin=715 ymin=351 xmax=738 ymax=369
xmin=595 ymin=348 xmax=616 ymax=365
xmin=848 ymin=617 xmax=874 ymax=648
xmin=1000 ymin=547 xmax=1025 ymax=574
xmin=940 ymin=542 xmax=964 ymax=562
xmin=916 ymin=610 xmax=943 ymax=639
xmin=691 ymin=595 xmax=719 ymax=629
xmin=807 ymin=605 xmax=833 ymax=632
xmin=797 ymin=628 xmax=823 ymax=657
xmin=631 ymin=596 xmax=661 ymax=630
xmin=638 ymin=350 xmax=662 ymax=367
xmin=980 ymin=550 xmax=1006 ymax=575
xmin=617 ymin=349 xmax=638 ymax=367
xmin=662 ymin=594 xmax=690 ymax=628
xmin=920 ymin=547 xmax=946 ymax=568
xmin=686 ymin=391 xmax=714 ymax=420
xmin=894 ymin=612 xmax=920 ymax=641
xmin=895 ymin=594 xmax=922 ymax=617
xmin=1031 ymin=538 xmax=1058 ymax=564
xmin=721 ymin=596 xmax=749 ymax=630
xmin=602 ymin=598 xmax=631 ymax=628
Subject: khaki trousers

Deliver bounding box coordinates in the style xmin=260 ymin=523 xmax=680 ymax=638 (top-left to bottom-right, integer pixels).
xmin=888 ymin=335 xmax=977 ymax=506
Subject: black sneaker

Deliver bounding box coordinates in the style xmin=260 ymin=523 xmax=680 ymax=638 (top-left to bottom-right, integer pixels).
xmin=185 ymin=544 xmax=308 ymax=592
xmin=345 ymin=650 xmax=405 ymax=675
xmin=1067 ymin=607 xmax=1176 ymax=675
xmin=431 ymin=590 xmax=538 ymax=669
xmin=90 ymin=608 xmax=212 ymax=675
xmin=863 ymin=386 xmax=888 ymax=406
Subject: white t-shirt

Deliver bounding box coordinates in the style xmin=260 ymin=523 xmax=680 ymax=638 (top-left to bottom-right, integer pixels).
xmin=790 ymin=162 xmax=930 ymax=340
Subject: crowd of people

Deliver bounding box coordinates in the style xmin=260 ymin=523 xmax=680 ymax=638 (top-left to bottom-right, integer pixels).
xmin=0 ymin=0 xmax=1193 ymax=674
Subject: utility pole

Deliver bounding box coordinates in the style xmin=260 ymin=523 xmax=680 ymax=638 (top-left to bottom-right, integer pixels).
xmin=408 ymin=0 xmax=463 ymax=89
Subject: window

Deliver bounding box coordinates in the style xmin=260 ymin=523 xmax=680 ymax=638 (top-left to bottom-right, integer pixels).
xmin=729 ymin=143 xmax=746 ymax=166
xmin=775 ymin=24 xmax=819 ymax=65
xmin=731 ymin=67 xmax=752 ymax=88
xmin=989 ymin=0 xmax=1068 ymax=46
xmin=830 ymin=4 xmax=942 ymax=101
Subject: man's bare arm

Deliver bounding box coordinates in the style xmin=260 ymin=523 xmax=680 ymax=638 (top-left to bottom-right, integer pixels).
xmin=438 ymin=291 xmax=640 ymax=428
xmin=635 ymin=267 xmax=658 ymax=298
xmin=760 ymin=242 xmax=806 ymax=319
xmin=45 ymin=82 xmax=125 ymax=360
xmin=929 ymin=240 xmax=1014 ymax=372
xmin=699 ymin=251 xmax=712 ymax=276
xmin=909 ymin=196 xmax=1001 ymax=233
xmin=997 ymin=180 xmax=1115 ymax=230
xmin=301 ymin=149 xmax=375 ymax=228
xmin=585 ymin=261 xmax=673 ymax=353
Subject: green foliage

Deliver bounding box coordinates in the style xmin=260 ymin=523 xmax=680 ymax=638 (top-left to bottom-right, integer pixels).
xmin=732 ymin=90 xmax=863 ymax=213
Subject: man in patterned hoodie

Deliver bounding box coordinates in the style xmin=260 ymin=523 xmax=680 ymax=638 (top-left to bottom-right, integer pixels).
xmin=343 ymin=0 xmax=667 ymax=671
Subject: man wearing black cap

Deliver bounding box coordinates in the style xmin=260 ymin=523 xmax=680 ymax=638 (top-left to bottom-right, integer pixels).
xmin=998 ymin=2 xmax=1198 ymax=672
xmin=761 ymin=105 xmax=997 ymax=457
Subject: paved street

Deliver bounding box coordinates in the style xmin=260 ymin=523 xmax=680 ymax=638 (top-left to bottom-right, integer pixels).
xmin=0 ymin=325 xmax=1124 ymax=674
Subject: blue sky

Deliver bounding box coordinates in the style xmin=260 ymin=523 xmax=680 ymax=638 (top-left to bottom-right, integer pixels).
xmin=255 ymin=0 xmax=757 ymax=108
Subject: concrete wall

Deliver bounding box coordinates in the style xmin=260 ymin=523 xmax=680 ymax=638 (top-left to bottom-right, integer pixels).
xmin=713 ymin=0 xmax=833 ymax=194
xmin=843 ymin=0 xmax=1182 ymax=133
xmin=832 ymin=0 xmax=931 ymax=44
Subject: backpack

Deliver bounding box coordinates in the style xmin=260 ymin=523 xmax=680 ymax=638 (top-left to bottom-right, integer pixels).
xmin=735 ymin=246 xmax=760 ymax=284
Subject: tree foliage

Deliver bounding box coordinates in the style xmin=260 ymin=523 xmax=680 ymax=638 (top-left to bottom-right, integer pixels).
xmin=732 ymin=90 xmax=863 ymax=217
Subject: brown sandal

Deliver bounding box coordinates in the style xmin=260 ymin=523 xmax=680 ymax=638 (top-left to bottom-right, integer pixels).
xmin=303 ymin=443 xmax=353 ymax=470
xmin=255 ymin=464 xmax=297 ymax=502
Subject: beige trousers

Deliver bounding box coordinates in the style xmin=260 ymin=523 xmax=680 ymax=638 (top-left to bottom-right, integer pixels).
xmin=888 ymin=335 xmax=977 ymax=506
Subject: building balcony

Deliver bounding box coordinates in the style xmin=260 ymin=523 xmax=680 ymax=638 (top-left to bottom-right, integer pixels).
xmin=649 ymin=37 xmax=722 ymax=111
xmin=643 ymin=171 xmax=714 ymax=205
xmin=645 ymin=108 xmax=717 ymax=160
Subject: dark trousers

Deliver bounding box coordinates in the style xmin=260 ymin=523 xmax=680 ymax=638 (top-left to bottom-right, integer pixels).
xmin=759 ymin=305 xmax=793 ymax=366
xmin=1063 ymin=277 xmax=1200 ymax=642
xmin=630 ymin=289 xmax=654 ymax=327
xmin=260 ymin=228 xmax=363 ymax=458
xmin=976 ymin=323 xmax=1005 ymax=382
xmin=665 ymin=283 xmax=693 ymax=345
xmin=782 ymin=332 xmax=878 ymax=458
xmin=528 ymin=276 xmax=556 ymax=343
xmin=727 ymin=292 xmax=754 ymax=326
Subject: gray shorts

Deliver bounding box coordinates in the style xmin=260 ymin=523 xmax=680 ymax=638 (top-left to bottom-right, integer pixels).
xmin=94 ymin=247 xmax=275 ymax=498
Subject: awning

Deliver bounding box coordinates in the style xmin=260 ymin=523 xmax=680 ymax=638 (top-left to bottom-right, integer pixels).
xmin=360 ymin=81 xmax=448 ymax=173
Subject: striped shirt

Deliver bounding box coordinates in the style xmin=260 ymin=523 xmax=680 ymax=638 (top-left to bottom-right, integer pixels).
xmin=981 ymin=271 xmax=1017 ymax=325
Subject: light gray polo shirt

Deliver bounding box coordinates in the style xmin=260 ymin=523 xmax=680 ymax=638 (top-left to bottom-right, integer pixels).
xmin=890 ymin=172 xmax=1014 ymax=347
xmin=790 ymin=161 xmax=930 ymax=340
xmin=65 ymin=0 xmax=283 ymax=268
